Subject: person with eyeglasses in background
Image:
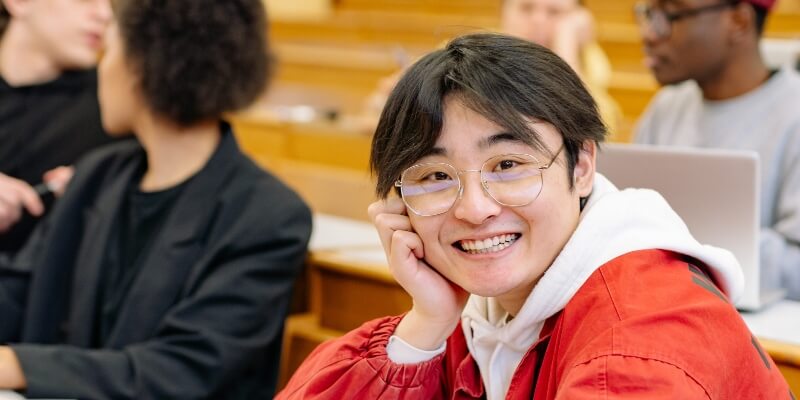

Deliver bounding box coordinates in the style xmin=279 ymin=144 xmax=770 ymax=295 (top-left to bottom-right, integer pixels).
xmin=499 ymin=0 xmax=624 ymax=138
xmin=0 ymin=0 xmax=311 ymax=398
xmin=358 ymin=0 xmax=623 ymax=140
xmin=277 ymin=33 xmax=791 ymax=399
xmin=0 ymin=0 xmax=117 ymax=254
xmin=634 ymin=0 xmax=800 ymax=301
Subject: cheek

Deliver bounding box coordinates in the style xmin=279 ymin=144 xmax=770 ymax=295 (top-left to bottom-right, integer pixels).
xmin=528 ymin=185 xmax=580 ymax=240
xmin=409 ymin=216 xmax=455 ymax=268
xmin=409 ymin=215 xmax=442 ymax=249
xmin=98 ymin=65 xmax=131 ymax=133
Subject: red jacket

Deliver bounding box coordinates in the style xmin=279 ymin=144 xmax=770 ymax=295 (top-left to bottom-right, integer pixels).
xmin=278 ymin=250 xmax=792 ymax=399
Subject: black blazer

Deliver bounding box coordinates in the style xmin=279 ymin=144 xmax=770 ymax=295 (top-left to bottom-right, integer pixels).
xmin=0 ymin=125 xmax=312 ymax=399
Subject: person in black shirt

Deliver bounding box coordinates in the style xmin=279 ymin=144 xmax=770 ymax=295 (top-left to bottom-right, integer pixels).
xmin=0 ymin=0 xmax=312 ymax=398
xmin=0 ymin=0 xmax=115 ymax=252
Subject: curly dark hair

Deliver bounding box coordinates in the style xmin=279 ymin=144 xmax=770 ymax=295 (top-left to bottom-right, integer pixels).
xmin=0 ymin=4 xmax=9 ymax=37
xmin=370 ymin=33 xmax=607 ymax=198
xmin=113 ymin=0 xmax=274 ymax=125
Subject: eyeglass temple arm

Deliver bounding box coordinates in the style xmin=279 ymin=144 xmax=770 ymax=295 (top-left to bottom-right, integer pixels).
xmin=540 ymin=144 xmax=565 ymax=170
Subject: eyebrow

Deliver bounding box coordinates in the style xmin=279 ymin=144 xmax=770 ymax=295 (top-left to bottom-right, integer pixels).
xmin=660 ymin=0 xmax=686 ymax=8
xmin=481 ymin=132 xmax=521 ymax=149
xmin=428 ymin=132 xmax=522 ymax=156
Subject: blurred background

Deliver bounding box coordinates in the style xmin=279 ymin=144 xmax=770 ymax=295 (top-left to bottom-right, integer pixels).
xmin=232 ymin=0 xmax=800 ymax=179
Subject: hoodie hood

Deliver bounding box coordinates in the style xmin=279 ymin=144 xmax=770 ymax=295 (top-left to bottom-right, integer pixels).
xmin=461 ymin=173 xmax=744 ymax=400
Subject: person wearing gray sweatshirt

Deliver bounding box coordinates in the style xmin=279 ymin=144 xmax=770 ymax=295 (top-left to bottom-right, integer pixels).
xmin=634 ymin=0 xmax=800 ymax=300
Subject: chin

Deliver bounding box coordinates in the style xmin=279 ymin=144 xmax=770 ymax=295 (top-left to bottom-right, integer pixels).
xmin=62 ymin=52 xmax=100 ymax=70
xmin=100 ymin=116 xmax=129 ymax=136
xmin=452 ymin=268 xmax=523 ymax=298
xmin=652 ymin=70 xmax=690 ymax=86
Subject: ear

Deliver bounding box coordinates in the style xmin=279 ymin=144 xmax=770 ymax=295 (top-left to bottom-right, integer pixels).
xmin=573 ymin=140 xmax=596 ymax=198
xmin=2 ymin=0 xmax=34 ymax=18
xmin=728 ymin=2 xmax=756 ymax=44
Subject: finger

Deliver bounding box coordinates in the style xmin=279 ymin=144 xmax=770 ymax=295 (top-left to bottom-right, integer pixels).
xmin=367 ymin=197 xmax=406 ymax=222
xmin=373 ymin=213 xmax=413 ymax=258
xmin=390 ymin=229 xmax=425 ymax=264
xmin=0 ymin=195 xmax=22 ymax=231
xmin=9 ymin=179 xmax=44 ymax=217
xmin=373 ymin=212 xmax=412 ymax=236
xmin=388 ymin=231 xmax=427 ymax=291
xmin=43 ymin=166 xmax=75 ymax=197
xmin=369 ymin=197 xmax=412 ymax=253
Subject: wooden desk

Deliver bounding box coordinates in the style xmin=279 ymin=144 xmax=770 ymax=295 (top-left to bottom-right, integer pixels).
xmin=741 ymin=300 xmax=800 ymax=395
xmin=309 ymin=214 xmax=380 ymax=251
xmin=280 ymin=215 xmax=407 ymax=386
xmin=310 ymin=247 xmax=410 ymax=331
xmin=231 ymin=114 xmax=373 ymax=171
xmin=336 ymin=0 xmax=500 ymax=16
xmin=271 ymin=9 xmax=497 ymax=49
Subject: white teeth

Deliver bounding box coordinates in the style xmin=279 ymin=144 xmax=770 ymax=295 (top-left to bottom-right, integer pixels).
xmin=459 ymin=234 xmax=518 ymax=254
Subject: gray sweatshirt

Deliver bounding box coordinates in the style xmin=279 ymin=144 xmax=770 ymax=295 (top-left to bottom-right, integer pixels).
xmin=636 ymin=66 xmax=800 ymax=300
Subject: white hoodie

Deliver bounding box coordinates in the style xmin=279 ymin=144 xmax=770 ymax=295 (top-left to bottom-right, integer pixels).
xmin=386 ymin=173 xmax=744 ymax=400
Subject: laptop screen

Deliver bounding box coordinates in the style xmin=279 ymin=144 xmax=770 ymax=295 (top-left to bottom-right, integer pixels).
xmin=596 ymin=143 xmax=764 ymax=310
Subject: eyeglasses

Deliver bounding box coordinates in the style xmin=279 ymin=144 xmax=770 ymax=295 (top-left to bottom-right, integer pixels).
xmin=634 ymin=1 xmax=740 ymax=39
xmin=394 ymin=146 xmax=564 ymax=217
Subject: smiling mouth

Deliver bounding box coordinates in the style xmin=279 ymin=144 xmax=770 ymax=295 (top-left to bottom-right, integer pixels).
xmin=455 ymin=233 xmax=521 ymax=255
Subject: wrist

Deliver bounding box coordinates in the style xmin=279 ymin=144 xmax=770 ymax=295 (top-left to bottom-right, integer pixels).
xmin=393 ymin=308 xmax=460 ymax=351
xmin=0 ymin=346 xmax=26 ymax=390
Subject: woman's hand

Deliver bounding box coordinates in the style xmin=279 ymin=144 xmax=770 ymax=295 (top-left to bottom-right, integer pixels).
xmin=0 ymin=173 xmax=43 ymax=233
xmin=43 ymin=165 xmax=75 ymax=197
xmin=556 ymin=6 xmax=594 ymax=47
xmin=369 ymin=198 xmax=468 ymax=350
xmin=551 ymin=6 xmax=596 ymax=78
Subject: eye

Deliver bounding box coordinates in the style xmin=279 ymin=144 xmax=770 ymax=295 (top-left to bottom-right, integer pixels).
xmin=546 ymin=6 xmax=561 ymax=18
xmin=493 ymin=158 xmax=528 ymax=173
xmin=498 ymin=160 xmax=517 ymax=171
xmin=408 ymin=166 xmax=454 ymax=183
xmin=432 ymin=171 xmax=451 ymax=180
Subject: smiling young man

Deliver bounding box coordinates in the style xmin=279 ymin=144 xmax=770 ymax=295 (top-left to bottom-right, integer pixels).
xmin=633 ymin=0 xmax=800 ymax=300
xmin=277 ymin=33 xmax=791 ymax=399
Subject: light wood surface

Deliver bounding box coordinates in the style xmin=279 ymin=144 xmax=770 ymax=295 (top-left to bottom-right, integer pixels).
xmin=232 ymin=115 xmax=373 ymax=170
xmin=310 ymin=249 xmax=411 ymax=332
xmin=760 ymin=338 xmax=800 ymax=396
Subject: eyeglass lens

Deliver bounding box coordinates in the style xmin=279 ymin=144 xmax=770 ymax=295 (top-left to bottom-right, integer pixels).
xmin=399 ymin=154 xmax=545 ymax=216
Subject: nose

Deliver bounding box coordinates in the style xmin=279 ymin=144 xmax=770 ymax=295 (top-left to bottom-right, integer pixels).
xmin=639 ymin=22 xmax=662 ymax=46
xmin=95 ymin=0 xmax=114 ymax=24
xmin=451 ymin=171 xmax=502 ymax=225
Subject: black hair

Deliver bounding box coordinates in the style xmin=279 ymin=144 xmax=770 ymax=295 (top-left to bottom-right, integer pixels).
xmin=751 ymin=4 xmax=767 ymax=36
xmin=0 ymin=4 xmax=9 ymax=37
xmin=370 ymin=33 xmax=607 ymax=198
xmin=114 ymin=0 xmax=274 ymax=125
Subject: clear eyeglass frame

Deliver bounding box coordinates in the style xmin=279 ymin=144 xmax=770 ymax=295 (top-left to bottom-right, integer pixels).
xmin=394 ymin=145 xmax=564 ymax=217
xmin=634 ymin=1 xmax=740 ymax=39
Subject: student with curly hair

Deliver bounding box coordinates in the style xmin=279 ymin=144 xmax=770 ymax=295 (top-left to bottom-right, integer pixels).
xmin=0 ymin=0 xmax=311 ymax=398
xmin=0 ymin=0 xmax=115 ymax=252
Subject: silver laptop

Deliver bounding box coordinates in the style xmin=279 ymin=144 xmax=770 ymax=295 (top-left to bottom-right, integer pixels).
xmin=596 ymin=143 xmax=785 ymax=311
